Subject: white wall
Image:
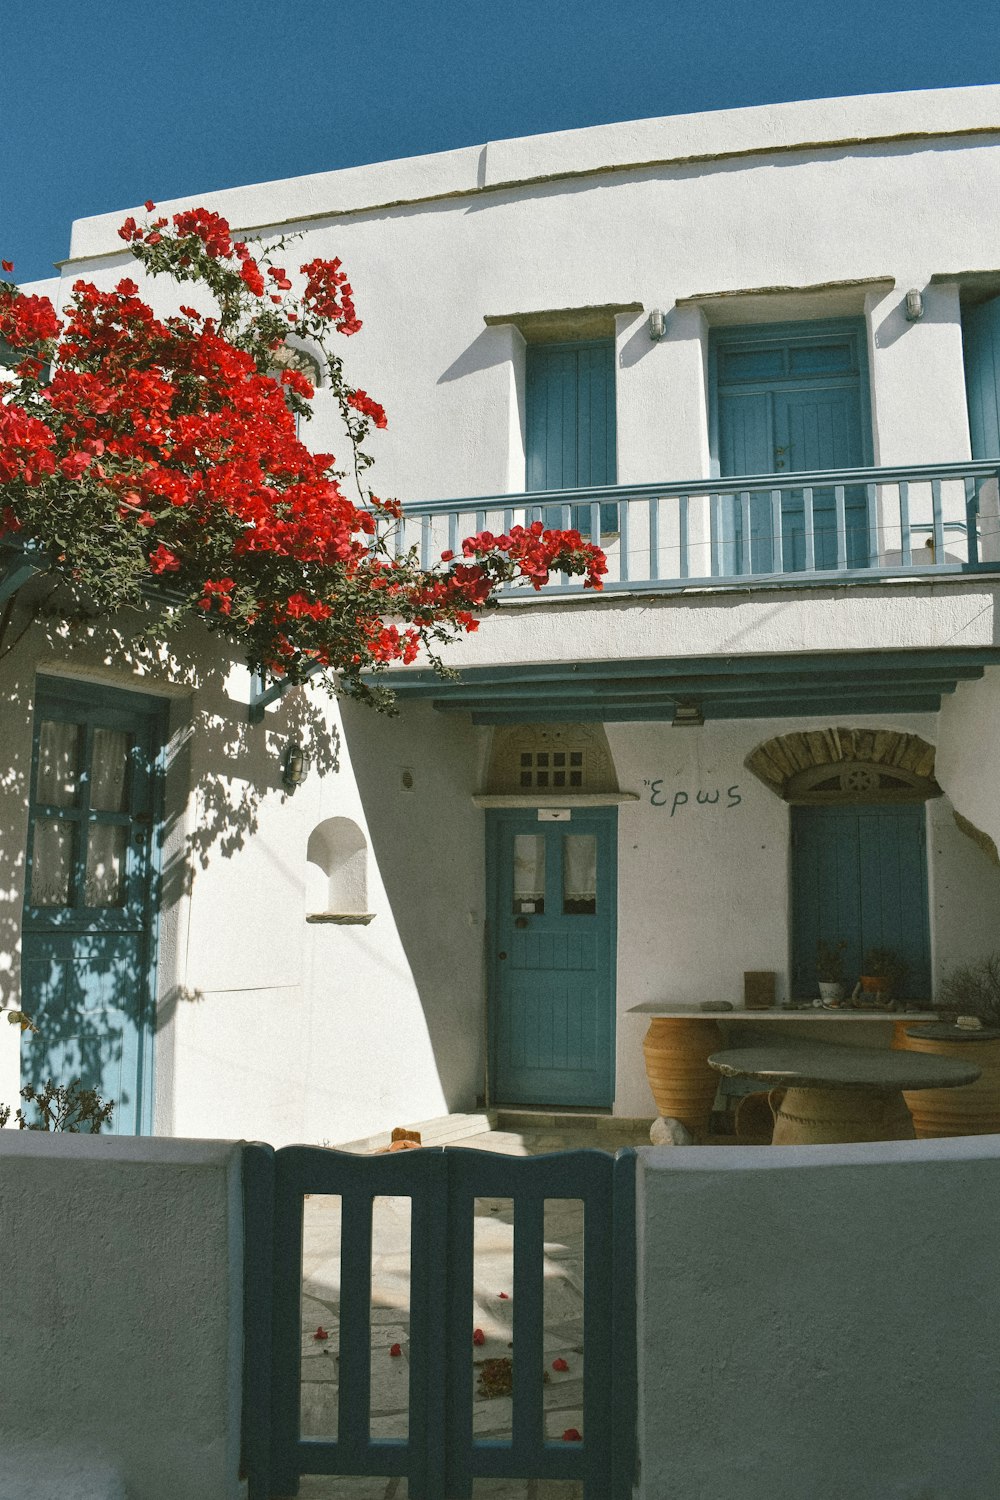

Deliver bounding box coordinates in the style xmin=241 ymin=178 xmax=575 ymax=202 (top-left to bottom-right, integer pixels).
xmin=937 ymin=666 xmax=1000 ymax=857
xmin=0 ymin=603 xmax=477 ymax=1149
xmin=636 ymin=1135 xmax=1000 ymax=1500
xmin=58 ymin=89 xmax=1000 ymax=513
xmin=0 ymin=1132 xmax=245 ymax=1500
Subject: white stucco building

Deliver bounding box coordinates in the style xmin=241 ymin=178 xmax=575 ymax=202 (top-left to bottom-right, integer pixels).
xmin=4 ymin=83 xmax=1000 ymax=1144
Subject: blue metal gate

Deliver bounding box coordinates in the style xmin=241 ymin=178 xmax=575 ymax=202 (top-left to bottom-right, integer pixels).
xmin=242 ymin=1143 xmax=637 ymax=1499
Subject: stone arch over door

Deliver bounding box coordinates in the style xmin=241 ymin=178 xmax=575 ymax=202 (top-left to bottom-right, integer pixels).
xmin=744 ymin=729 xmax=938 ymax=1000
xmin=745 ymin=727 xmax=941 ymax=804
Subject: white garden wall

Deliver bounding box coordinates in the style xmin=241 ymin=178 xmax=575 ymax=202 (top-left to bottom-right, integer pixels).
xmin=0 ymin=1132 xmax=245 ymax=1500
xmin=636 ymin=1135 xmax=1000 ymax=1500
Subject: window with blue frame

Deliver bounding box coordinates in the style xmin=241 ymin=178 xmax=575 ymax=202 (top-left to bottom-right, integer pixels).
xmin=525 ymin=339 xmax=618 ymax=536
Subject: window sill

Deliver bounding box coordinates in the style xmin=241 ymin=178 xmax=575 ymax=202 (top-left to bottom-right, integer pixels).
xmin=306 ymin=912 xmax=377 ymax=925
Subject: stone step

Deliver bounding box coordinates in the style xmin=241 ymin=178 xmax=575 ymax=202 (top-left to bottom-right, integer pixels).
xmin=490 ymin=1108 xmax=653 ymax=1136
xmin=333 ymin=1112 xmax=493 ymax=1154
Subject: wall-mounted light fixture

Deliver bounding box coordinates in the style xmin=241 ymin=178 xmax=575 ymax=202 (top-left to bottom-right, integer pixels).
xmin=904 ymin=289 xmax=924 ymax=322
xmin=672 ymin=702 xmax=704 ymax=727
xmin=282 ymin=741 xmax=311 ymax=790
xmin=648 ymin=308 xmax=665 ymax=341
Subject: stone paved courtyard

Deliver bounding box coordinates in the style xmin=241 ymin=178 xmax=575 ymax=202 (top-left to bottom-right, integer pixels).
xmin=296 ymin=1114 xmax=651 ymax=1500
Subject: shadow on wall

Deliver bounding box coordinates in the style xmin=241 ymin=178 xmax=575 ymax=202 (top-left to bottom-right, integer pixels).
xmin=0 ymin=594 xmax=341 ymax=1019
xmin=337 ymin=697 xmax=487 ymax=1111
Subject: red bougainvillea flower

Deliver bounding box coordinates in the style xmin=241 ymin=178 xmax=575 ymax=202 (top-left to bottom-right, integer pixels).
xmin=148 ymin=544 xmax=181 ymax=574
xmin=551 ymin=1358 xmax=569 ymax=1372
xmin=347 ymin=389 xmax=387 ymax=429
xmin=312 ymin=1326 xmax=329 ymax=1341
xmin=562 ymin=1429 xmax=582 ymax=1442
xmin=473 ymin=1328 xmax=486 ymax=1346
xmin=497 ymin=1292 xmax=509 ymax=1300
xmin=0 ymin=203 xmax=606 ymax=707
xmin=1 ymin=260 xmax=13 ymax=273
xmin=389 ymin=1343 xmax=402 ymax=1357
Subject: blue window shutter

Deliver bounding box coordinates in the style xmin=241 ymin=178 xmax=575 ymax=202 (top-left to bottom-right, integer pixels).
xmin=526 ymin=341 xmax=617 ymax=533
xmin=964 ymin=295 xmax=1000 ymax=459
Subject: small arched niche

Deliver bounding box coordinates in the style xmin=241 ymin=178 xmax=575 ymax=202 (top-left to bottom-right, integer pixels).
xmin=306 ymin=816 xmax=374 ymax=924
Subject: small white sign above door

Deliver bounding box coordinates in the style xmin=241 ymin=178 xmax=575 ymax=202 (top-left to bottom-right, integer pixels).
xmin=537 ymin=809 xmax=571 ymax=821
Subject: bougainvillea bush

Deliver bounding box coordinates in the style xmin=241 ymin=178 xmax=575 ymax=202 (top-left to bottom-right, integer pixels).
xmin=0 ymin=206 xmax=605 ymax=705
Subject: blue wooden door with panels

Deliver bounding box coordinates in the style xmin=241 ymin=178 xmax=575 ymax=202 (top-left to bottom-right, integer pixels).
xmin=526 ymin=339 xmax=618 ymax=536
xmin=20 ymin=678 xmax=165 ymax=1133
xmin=488 ymin=807 xmax=617 ymax=1107
xmin=791 ymin=804 xmax=931 ymax=1001
xmin=714 ymin=321 xmax=872 ymax=573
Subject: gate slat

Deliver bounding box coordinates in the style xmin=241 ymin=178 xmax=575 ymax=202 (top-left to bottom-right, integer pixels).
xmin=337 ymin=1188 xmax=375 ymax=1460
xmin=512 ymin=1192 xmax=546 ymax=1459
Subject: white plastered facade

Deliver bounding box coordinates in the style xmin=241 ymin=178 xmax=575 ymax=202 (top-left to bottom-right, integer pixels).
xmin=4 ymin=85 xmax=1000 ymax=1140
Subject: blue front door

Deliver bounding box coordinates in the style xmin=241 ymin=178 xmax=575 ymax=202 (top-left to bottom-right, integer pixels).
xmin=714 ymin=321 xmax=872 ymax=573
xmin=487 ymin=808 xmax=617 ymax=1107
xmin=20 ymin=678 xmax=166 ymax=1133
xmin=791 ymin=803 xmax=931 ymax=1001
xmin=526 ymin=339 xmax=618 ymax=536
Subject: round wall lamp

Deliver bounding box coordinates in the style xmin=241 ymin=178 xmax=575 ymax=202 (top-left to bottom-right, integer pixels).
xmin=282 ymin=741 xmax=311 ymax=790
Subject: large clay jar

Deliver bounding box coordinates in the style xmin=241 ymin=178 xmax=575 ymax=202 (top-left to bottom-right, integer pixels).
xmin=770 ymin=1085 xmax=915 ymax=1145
xmin=642 ymin=1018 xmax=723 ymax=1138
xmin=893 ymin=1023 xmax=1000 ymax=1137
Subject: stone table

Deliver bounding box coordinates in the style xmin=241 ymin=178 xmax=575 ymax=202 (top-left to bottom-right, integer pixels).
xmin=708 ymin=1040 xmax=981 ymax=1144
xmin=628 ymin=1003 xmax=938 ymax=1139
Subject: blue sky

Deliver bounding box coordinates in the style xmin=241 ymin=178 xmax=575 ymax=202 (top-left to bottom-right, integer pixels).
xmin=3 ymin=0 xmax=999 ymax=284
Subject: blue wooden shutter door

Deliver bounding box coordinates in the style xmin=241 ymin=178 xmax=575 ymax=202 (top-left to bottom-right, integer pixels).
xmin=792 ymin=804 xmax=931 ymax=999
xmin=715 ymin=324 xmax=869 ymax=573
xmin=526 ymin=341 xmax=617 ymax=533
xmin=964 ymin=294 xmax=1000 ymax=458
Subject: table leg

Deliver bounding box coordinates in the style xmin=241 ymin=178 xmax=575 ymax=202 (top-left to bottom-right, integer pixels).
xmin=642 ymin=1018 xmax=723 ymax=1138
xmin=771 ymin=1085 xmax=916 ymax=1145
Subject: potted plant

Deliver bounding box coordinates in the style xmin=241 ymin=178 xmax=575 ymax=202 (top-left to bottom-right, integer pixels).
xmin=859 ymin=947 xmax=909 ymax=1004
xmin=816 ymin=939 xmax=848 ymax=1002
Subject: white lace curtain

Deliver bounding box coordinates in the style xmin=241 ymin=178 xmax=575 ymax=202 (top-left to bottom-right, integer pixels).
xmin=31 ymin=720 xmax=130 ymax=907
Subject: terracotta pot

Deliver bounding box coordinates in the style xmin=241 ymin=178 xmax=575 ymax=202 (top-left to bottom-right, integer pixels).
xmin=642 ymin=1018 xmax=723 ymax=1137
xmin=893 ymin=1024 xmax=1000 ymax=1137
xmin=770 ymin=1085 xmax=915 ymax=1145
xmin=860 ymin=975 xmax=893 ymax=997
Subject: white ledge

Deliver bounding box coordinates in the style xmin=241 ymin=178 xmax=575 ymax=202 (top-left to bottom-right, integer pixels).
xmin=306 ymin=912 xmax=377 ymax=925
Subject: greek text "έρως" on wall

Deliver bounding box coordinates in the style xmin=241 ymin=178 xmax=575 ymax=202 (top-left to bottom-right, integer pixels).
xmin=644 ymin=782 xmax=742 ymax=815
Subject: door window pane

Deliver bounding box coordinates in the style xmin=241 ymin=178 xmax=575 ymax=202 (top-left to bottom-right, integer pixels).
xmin=30 ymin=818 xmax=75 ymax=906
xmin=84 ymin=824 xmax=127 ymax=907
xmin=35 ymin=720 xmax=80 ymax=807
xmin=513 ymin=834 xmax=545 ymax=914
xmin=90 ymin=728 xmax=132 ymax=812
xmin=563 ymin=834 xmax=597 ymax=915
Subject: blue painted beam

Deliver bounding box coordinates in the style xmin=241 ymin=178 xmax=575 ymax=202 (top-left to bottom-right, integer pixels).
xmin=468 ymin=692 xmax=946 ymax=724
xmin=427 ymin=675 xmax=970 ymax=711
xmin=380 ymin=646 xmax=1000 ymax=697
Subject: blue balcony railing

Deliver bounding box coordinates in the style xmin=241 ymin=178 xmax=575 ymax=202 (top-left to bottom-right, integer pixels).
xmin=397 ymin=460 xmax=1000 ymax=596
